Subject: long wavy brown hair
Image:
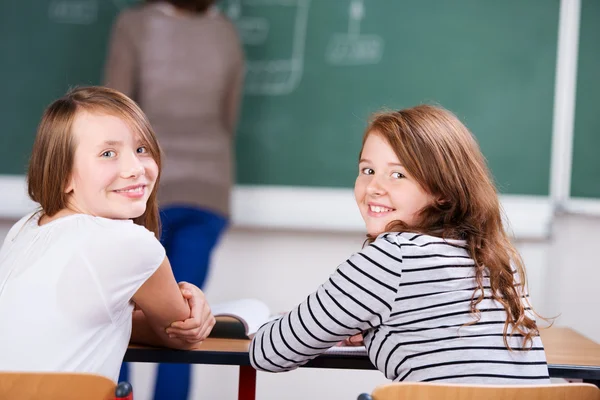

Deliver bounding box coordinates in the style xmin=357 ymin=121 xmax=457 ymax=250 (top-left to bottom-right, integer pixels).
xmin=27 ymin=86 xmax=163 ymax=237
xmin=362 ymin=104 xmax=540 ymax=349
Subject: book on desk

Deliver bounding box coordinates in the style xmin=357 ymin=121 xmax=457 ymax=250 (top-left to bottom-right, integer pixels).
xmin=208 ymin=298 xmax=367 ymax=355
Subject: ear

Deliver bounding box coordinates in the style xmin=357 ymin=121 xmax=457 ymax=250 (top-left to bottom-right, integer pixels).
xmin=435 ymin=197 xmax=450 ymax=208
xmin=64 ymin=175 xmax=74 ymax=194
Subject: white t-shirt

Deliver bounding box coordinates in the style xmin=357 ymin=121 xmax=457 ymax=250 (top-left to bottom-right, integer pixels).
xmin=0 ymin=211 xmax=165 ymax=382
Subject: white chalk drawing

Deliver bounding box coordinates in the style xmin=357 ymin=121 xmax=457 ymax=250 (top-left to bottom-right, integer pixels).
xmin=326 ymin=0 xmax=383 ymax=65
xmin=233 ymin=12 xmax=270 ymax=46
xmin=226 ymin=0 xmax=273 ymax=46
xmin=48 ymin=0 xmax=98 ymax=24
xmin=225 ymin=0 xmax=311 ymax=96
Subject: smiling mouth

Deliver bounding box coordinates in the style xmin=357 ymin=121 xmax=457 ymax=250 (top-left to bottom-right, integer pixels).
xmin=114 ymin=186 xmax=144 ymax=194
xmin=369 ymin=205 xmax=394 ymax=214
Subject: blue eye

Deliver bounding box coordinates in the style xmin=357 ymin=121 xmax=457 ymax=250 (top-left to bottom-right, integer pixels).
xmin=101 ymin=150 xmax=116 ymax=158
xmin=361 ymin=167 xmax=374 ymax=175
xmin=137 ymin=146 xmax=148 ymax=154
xmin=391 ymin=172 xmax=405 ymax=179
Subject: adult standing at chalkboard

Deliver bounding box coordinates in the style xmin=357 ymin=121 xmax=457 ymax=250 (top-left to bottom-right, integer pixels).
xmin=104 ymin=1 xmax=244 ymax=399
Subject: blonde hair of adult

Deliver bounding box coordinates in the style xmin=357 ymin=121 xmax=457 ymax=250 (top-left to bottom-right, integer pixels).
xmin=363 ymin=104 xmax=539 ymax=349
xmin=27 ymin=86 xmax=163 ymax=237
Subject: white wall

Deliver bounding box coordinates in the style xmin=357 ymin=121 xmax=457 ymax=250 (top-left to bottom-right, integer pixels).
xmin=1 ymin=214 xmax=597 ymax=400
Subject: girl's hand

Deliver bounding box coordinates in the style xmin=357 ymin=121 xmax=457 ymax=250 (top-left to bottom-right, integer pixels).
xmin=165 ymin=282 xmax=216 ymax=344
xmin=338 ymin=333 xmax=364 ymax=347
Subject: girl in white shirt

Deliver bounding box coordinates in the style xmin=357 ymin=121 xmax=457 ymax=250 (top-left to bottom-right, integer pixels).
xmin=0 ymin=86 xmax=215 ymax=382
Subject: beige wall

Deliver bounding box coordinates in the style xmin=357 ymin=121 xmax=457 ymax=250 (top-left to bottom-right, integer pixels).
xmin=1 ymin=213 xmax=598 ymax=400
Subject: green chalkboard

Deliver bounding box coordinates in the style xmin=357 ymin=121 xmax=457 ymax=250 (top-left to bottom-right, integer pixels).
xmin=1 ymin=0 xmax=560 ymax=196
xmin=0 ymin=0 xmax=140 ymax=175
xmin=571 ymin=0 xmax=600 ymax=198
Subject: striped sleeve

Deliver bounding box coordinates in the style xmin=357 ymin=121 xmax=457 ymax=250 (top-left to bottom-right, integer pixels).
xmin=249 ymin=236 xmax=403 ymax=372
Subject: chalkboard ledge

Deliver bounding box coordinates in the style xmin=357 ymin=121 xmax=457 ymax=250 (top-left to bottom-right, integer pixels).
xmin=562 ymin=198 xmax=600 ymax=216
xmin=230 ymin=185 xmax=553 ymax=240
xmin=0 ymin=175 xmax=553 ymax=240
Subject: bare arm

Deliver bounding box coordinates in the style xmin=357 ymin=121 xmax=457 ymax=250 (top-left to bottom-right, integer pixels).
xmin=131 ymin=282 xmax=216 ymax=348
xmin=130 ymin=257 xmax=193 ymax=349
xmin=131 ymin=310 xmax=198 ymax=350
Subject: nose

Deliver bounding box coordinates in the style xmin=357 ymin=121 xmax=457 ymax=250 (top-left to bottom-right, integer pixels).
xmin=366 ymin=174 xmax=386 ymax=197
xmin=120 ymin=151 xmax=145 ymax=179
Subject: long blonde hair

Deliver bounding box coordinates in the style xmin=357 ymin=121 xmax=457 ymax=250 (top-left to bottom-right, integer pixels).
xmin=363 ymin=104 xmax=539 ymax=349
xmin=27 ymin=86 xmax=163 ymax=237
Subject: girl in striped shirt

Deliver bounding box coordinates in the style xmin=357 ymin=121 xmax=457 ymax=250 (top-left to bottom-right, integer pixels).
xmin=249 ymin=105 xmax=550 ymax=384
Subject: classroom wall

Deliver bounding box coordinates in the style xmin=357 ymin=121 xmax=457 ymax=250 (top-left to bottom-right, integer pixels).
xmin=1 ymin=2 xmax=595 ymax=399
xmin=0 ymin=214 xmax=598 ymax=400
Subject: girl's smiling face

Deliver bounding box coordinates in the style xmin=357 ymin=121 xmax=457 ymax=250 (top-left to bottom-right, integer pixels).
xmin=64 ymin=110 xmax=158 ymax=219
xmin=354 ymin=131 xmax=434 ymax=237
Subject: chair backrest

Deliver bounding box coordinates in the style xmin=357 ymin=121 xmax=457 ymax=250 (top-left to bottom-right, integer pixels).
xmin=361 ymin=382 xmax=600 ymax=400
xmin=0 ymin=372 xmax=117 ymax=400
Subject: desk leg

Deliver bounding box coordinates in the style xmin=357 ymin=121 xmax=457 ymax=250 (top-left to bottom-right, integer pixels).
xmin=238 ymin=366 xmax=257 ymax=400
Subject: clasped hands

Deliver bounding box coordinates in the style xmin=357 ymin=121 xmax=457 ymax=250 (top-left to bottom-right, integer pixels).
xmin=164 ymin=281 xmax=216 ymax=344
xmin=160 ymin=291 xmax=364 ymax=347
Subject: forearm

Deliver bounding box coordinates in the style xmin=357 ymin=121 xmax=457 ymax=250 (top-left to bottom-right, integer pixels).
xmin=131 ymin=257 xmax=194 ymax=333
xmin=250 ymin=242 xmax=403 ymax=372
xmin=250 ymin=291 xmax=367 ymax=373
xmin=131 ymin=310 xmax=197 ymax=350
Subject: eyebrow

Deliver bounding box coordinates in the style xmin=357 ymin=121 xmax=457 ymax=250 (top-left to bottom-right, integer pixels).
xmin=99 ymin=140 xmax=124 ymax=147
xmin=359 ymin=158 xmax=403 ymax=167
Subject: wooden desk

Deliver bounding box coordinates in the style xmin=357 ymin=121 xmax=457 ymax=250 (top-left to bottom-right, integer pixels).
xmin=124 ymin=327 xmax=600 ymax=400
xmin=542 ymin=327 xmax=600 ymax=383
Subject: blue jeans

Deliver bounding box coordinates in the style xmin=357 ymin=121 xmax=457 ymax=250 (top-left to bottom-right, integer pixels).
xmin=119 ymin=206 xmax=228 ymax=400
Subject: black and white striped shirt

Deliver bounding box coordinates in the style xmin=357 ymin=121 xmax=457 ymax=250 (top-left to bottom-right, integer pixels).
xmin=250 ymin=232 xmax=550 ymax=384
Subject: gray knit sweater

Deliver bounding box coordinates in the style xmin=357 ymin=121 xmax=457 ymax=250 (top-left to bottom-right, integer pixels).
xmin=104 ymin=2 xmax=244 ymax=217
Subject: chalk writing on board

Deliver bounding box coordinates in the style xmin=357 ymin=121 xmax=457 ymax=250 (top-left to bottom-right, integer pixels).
xmin=48 ymin=0 xmax=98 ymax=24
xmin=326 ymin=0 xmax=383 ymax=65
xmin=225 ymin=0 xmax=311 ymax=96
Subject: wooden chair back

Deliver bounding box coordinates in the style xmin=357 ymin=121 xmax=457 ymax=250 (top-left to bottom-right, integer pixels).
xmin=0 ymin=372 xmax=117 ymax=400
xmin=359 ymin=382 xmax=600 ymax=400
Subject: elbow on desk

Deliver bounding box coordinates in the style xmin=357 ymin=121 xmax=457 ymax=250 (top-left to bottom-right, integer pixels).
xmin=163 ymin=339 xmax=198 ymax=351
xmin=249 ymin=352 xmax=299 ymax=373
xmin=249 ymin=337 xmax=302 ymax=373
